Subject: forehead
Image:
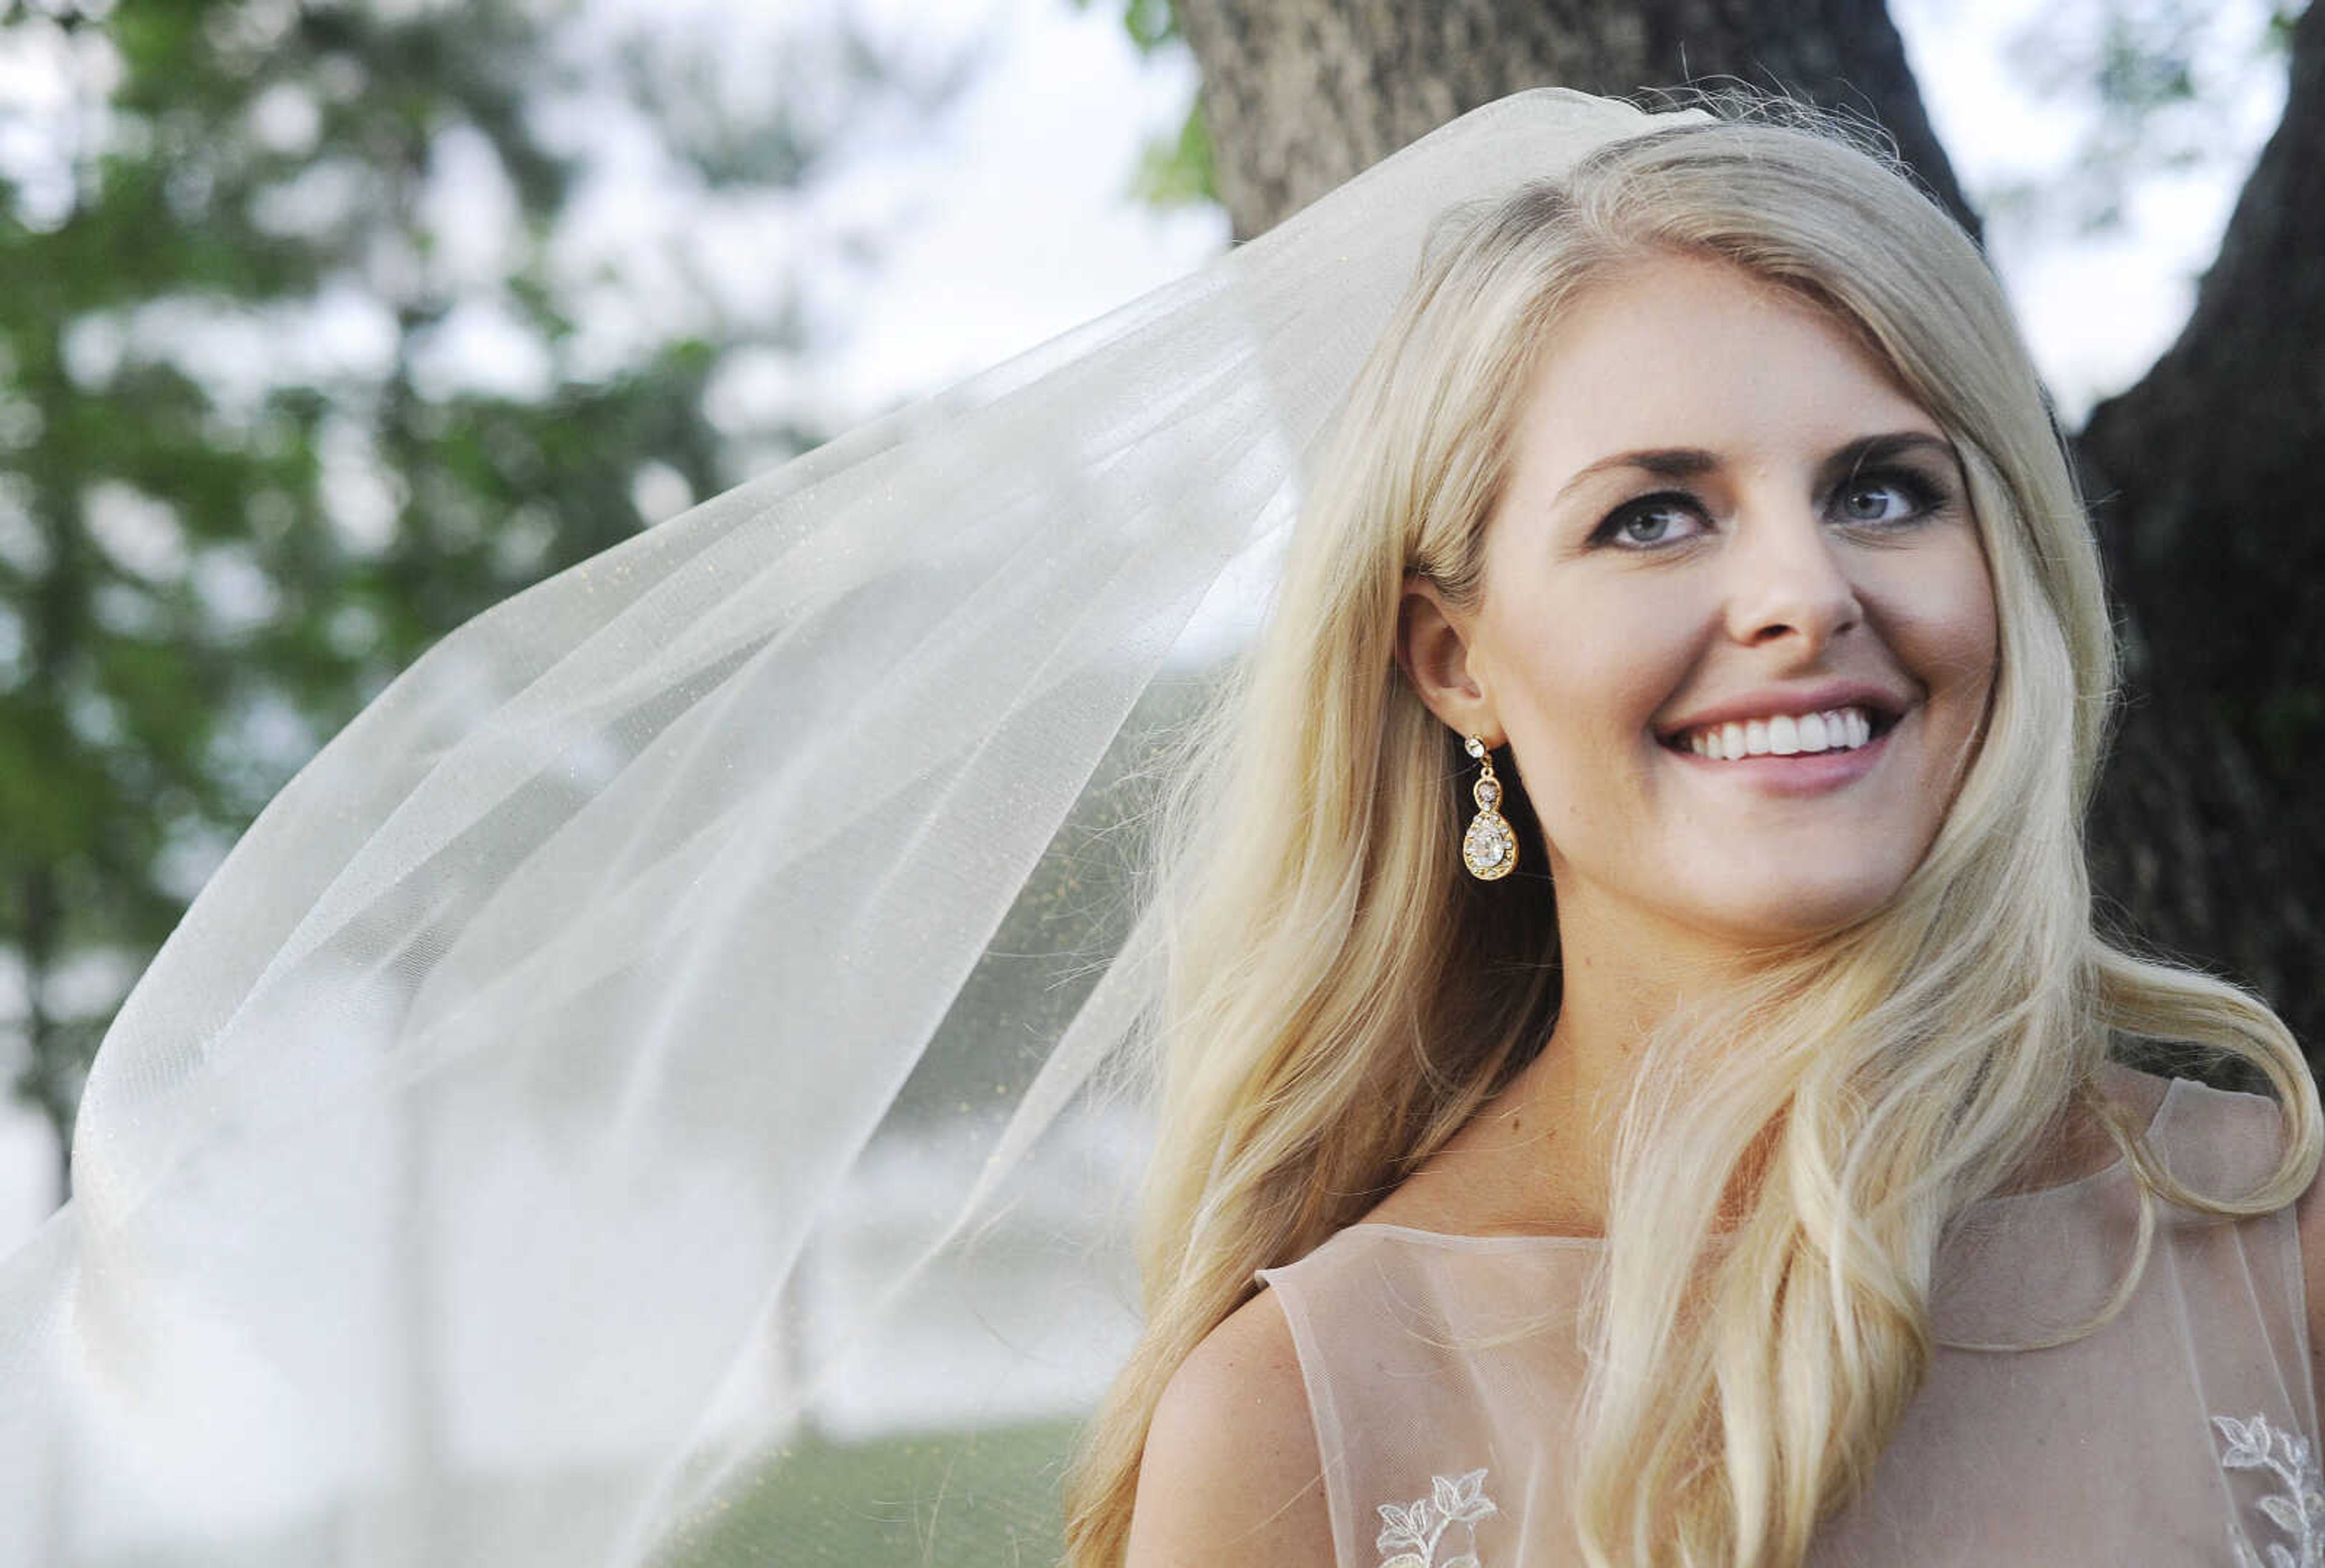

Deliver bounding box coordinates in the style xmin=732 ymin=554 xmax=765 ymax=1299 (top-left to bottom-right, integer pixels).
xmin=1506 ymin=254 xmax=1938 ymax=482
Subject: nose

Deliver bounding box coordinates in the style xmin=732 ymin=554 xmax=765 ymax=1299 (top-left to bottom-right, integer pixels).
xmin=1722 ymin=507 xmax=1862 ymax=654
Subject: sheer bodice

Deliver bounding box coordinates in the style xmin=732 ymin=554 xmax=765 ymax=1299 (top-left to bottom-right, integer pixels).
xmin=1258 ymin=1078 xmax=2321 ymax=1566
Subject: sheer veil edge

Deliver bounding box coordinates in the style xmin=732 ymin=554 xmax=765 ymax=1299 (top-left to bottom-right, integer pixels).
xmin=0 ymin=88 xmax=1701 ymax=1566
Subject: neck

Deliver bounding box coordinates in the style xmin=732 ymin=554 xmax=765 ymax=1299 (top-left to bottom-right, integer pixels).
xmin=1390 ymin=872 xmax=2123 ymax=1240
xmin=1454 ymin=869 xmax=1765 ymax=1236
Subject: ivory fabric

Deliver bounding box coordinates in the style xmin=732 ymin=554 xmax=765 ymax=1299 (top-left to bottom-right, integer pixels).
xmin=0 ymin=89 xmax=1718 ymax=1567
xmin=1258 ymin=1078 xmax=2323 ymax=1567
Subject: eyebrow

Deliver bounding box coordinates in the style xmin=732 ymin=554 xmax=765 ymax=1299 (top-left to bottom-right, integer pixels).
xmin=1549 ymin=430 xmax=1958 ymax=510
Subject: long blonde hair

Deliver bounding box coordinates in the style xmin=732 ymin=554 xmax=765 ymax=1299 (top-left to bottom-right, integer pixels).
xmin=1064 ymin=99 xmax=2320 ymax=1567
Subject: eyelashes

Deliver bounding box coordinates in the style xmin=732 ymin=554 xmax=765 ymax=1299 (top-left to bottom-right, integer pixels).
xmin=1833 ymin=467 xmax=1952 ymax=526
xmin=1588 ymin=466 xmax=1957 ymax=551
xmin=1594 ymin=495 xmax=1706 ymax=550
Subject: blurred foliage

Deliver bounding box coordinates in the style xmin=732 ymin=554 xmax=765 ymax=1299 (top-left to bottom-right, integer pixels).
xmin=1086 ymin=0 xmax=2310 ymax=229
xmin=1132 ymin=90 xmax=1213 ymax=209
xmin=1115 ymin=0 xmax=1181 ymax=54
xmin=1989 ymin=0 xmax=2306 ymax=234
xmin=661 ymin=1417 xmax=1079 ymax=1567
xmin=0 ymin=0 xmax=960 ymax=1196
xmin=1072 ymin=0 xmax=1215 ymax=208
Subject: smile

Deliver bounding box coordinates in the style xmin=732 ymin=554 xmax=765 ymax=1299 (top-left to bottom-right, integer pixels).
xmin=1666 ymin=705 xmax=1893 ymax=761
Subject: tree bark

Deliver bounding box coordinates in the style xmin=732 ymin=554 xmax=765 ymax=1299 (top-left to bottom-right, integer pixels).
xmin=1178 ymin=0 xmax=2325 ymax=1051
xmin=1175 ymin=0 xmax=1978 ymax=243
xmin=2074 ymin=1 xmax=2325 ymax=1045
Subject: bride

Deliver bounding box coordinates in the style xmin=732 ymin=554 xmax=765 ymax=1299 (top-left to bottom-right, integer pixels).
xmin=1 ymin=88 xmax=2315 ymax=1568
xmin=1073 ymin=105 xmax=2324 ymax=1566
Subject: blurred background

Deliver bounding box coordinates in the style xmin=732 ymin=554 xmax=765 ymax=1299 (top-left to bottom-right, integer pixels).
xmin=1 ymin=0 xmax=2318 ymax=1558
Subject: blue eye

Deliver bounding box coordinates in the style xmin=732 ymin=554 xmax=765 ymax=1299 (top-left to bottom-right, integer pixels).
xmin=1832 ymin=468 xmax=1947 ymax=527
xmin=1594 ymin=494 xmax=1707 ymax=550
xmin=1588 ymin=467 xmax=1953 ymax=551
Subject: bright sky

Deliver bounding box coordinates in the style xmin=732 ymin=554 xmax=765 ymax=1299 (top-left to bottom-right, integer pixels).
xmin=1892 ymin=0 xmax=2287 ymax=419
xmin=0 ymin=0 xmax=2294 ymax=1251
xmin=810 ymin=0 xmax=2289 ymax=426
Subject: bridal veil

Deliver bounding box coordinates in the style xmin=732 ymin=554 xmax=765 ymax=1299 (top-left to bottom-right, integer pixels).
xmin=0 ymin=89 xmax=1703 ymax=1564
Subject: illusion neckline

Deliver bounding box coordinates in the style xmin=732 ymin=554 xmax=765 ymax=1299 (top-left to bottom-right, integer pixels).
xmin=1337 ymin=1074 xmax=2189 ymax=1253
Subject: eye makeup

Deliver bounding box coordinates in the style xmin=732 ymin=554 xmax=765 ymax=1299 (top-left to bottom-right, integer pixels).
xmin=1575 ymin=430 xmax=1964 ymax=552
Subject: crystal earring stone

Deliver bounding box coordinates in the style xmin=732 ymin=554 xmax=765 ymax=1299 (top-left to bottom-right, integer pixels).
xmin=1461 ymin=736 xmax=1519 ymax=881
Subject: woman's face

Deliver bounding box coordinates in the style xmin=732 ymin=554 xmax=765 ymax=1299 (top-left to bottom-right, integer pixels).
xmin=1403 ymin=252 xmax=1998 ymax=954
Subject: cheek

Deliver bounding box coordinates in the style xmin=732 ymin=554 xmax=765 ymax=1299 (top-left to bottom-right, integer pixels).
xmin=1872 ymin=539 xmax=1999 ymax=733
xmin=1487 ymin=598 xmax=1692 ymax=731
xmin=1869 ymin=548 xmax=1999 ymax=823
xmin=1476 ymin=594 xmax=1701 ymax=802
xmin=1924 ymin=547 xmax=1999 ymax=697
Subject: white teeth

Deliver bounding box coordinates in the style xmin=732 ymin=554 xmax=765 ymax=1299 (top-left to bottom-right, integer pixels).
xmin=1677 ymin=705 xmax=1882 ymax=762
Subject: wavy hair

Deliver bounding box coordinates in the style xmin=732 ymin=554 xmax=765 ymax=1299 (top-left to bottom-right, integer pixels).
xmin=1064 ymin=98 xmax=2320 ymax=1567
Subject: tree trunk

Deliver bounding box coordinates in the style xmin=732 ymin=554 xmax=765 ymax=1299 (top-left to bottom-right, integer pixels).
xmin=1176 ymin=0 xmax=1978 ymax=243
xmin=1178 ymin=0 xmax=2325 ymax=1052
xmin=2075 ymin=1 xmax=2325 ymax=1047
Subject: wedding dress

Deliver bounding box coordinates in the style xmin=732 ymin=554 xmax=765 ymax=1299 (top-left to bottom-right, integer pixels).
xmin=1264 ymin=1076 xmax=2323 ymax=1567
xmin=0 ymin=85 xmax=1699 ymax=1568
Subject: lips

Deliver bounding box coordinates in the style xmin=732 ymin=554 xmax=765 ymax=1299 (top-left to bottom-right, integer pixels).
xmin=1655 ymin=681 xmax=1908 ymax=753
xmin=1671 ymin=705 xmax=1885 ymax=760
xmin=1661 ymin=709 xmax=1902 ymax=800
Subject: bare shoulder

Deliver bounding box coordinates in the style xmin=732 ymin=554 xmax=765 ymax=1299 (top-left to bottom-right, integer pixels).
xmin=1125 ymin=1286 xmax=1336 ymax=1568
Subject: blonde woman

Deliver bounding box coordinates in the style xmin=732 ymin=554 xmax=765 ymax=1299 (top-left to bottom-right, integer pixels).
xmin=0 ymin=84 xmax=2312 ymax=1566
xmin=1069 ymin=105 xmax=2325 ymax=1566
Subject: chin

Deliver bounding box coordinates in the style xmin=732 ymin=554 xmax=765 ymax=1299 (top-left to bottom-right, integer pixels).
xmin=1699 ymin=877 xmax=1909 ymax=950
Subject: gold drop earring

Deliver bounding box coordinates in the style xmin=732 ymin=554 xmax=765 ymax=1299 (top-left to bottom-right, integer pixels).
xmin=1462 ymin=735 xmax=1518 ymax=881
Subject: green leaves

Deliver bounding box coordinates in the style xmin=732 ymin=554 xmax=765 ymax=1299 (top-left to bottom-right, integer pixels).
xmin=1069 ymin=0 xmax=1216 ymax=210
xmin=0 ymin=0 xmax=935 ymax=1191
xmin=1993 ymin=0 xmax=2289 ymax=236
xmin=1069 ymin=0 xmax=1182 ymax=56
xmin=1133 ymin=95 xmax=1214 ymax=209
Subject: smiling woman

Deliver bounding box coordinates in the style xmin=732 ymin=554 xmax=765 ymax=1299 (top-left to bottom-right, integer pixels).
xmin=4 ymin=84 xmax=2318 ymax=1568
xmin=1402 ymin=254 xmax=1999 ymax=953
xmin=1077 ymin=96 xmax=2325 ymax=1568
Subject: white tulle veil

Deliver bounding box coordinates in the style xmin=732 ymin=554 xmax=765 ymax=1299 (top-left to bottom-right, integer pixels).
xmin=0 ymin=88 xmax=1704 ymax=1565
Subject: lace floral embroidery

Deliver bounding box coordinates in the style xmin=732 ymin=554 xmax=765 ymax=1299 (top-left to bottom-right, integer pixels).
xmin=2217 ymin=1413 xmax=2325 ymax=1568
xmin=1375 ymin=1467 xmax=1497 ymax=1568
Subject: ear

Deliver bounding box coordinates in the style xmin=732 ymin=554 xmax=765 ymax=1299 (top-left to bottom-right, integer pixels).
xmin=1396 ymin=575 xmax=1500 ymax=744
